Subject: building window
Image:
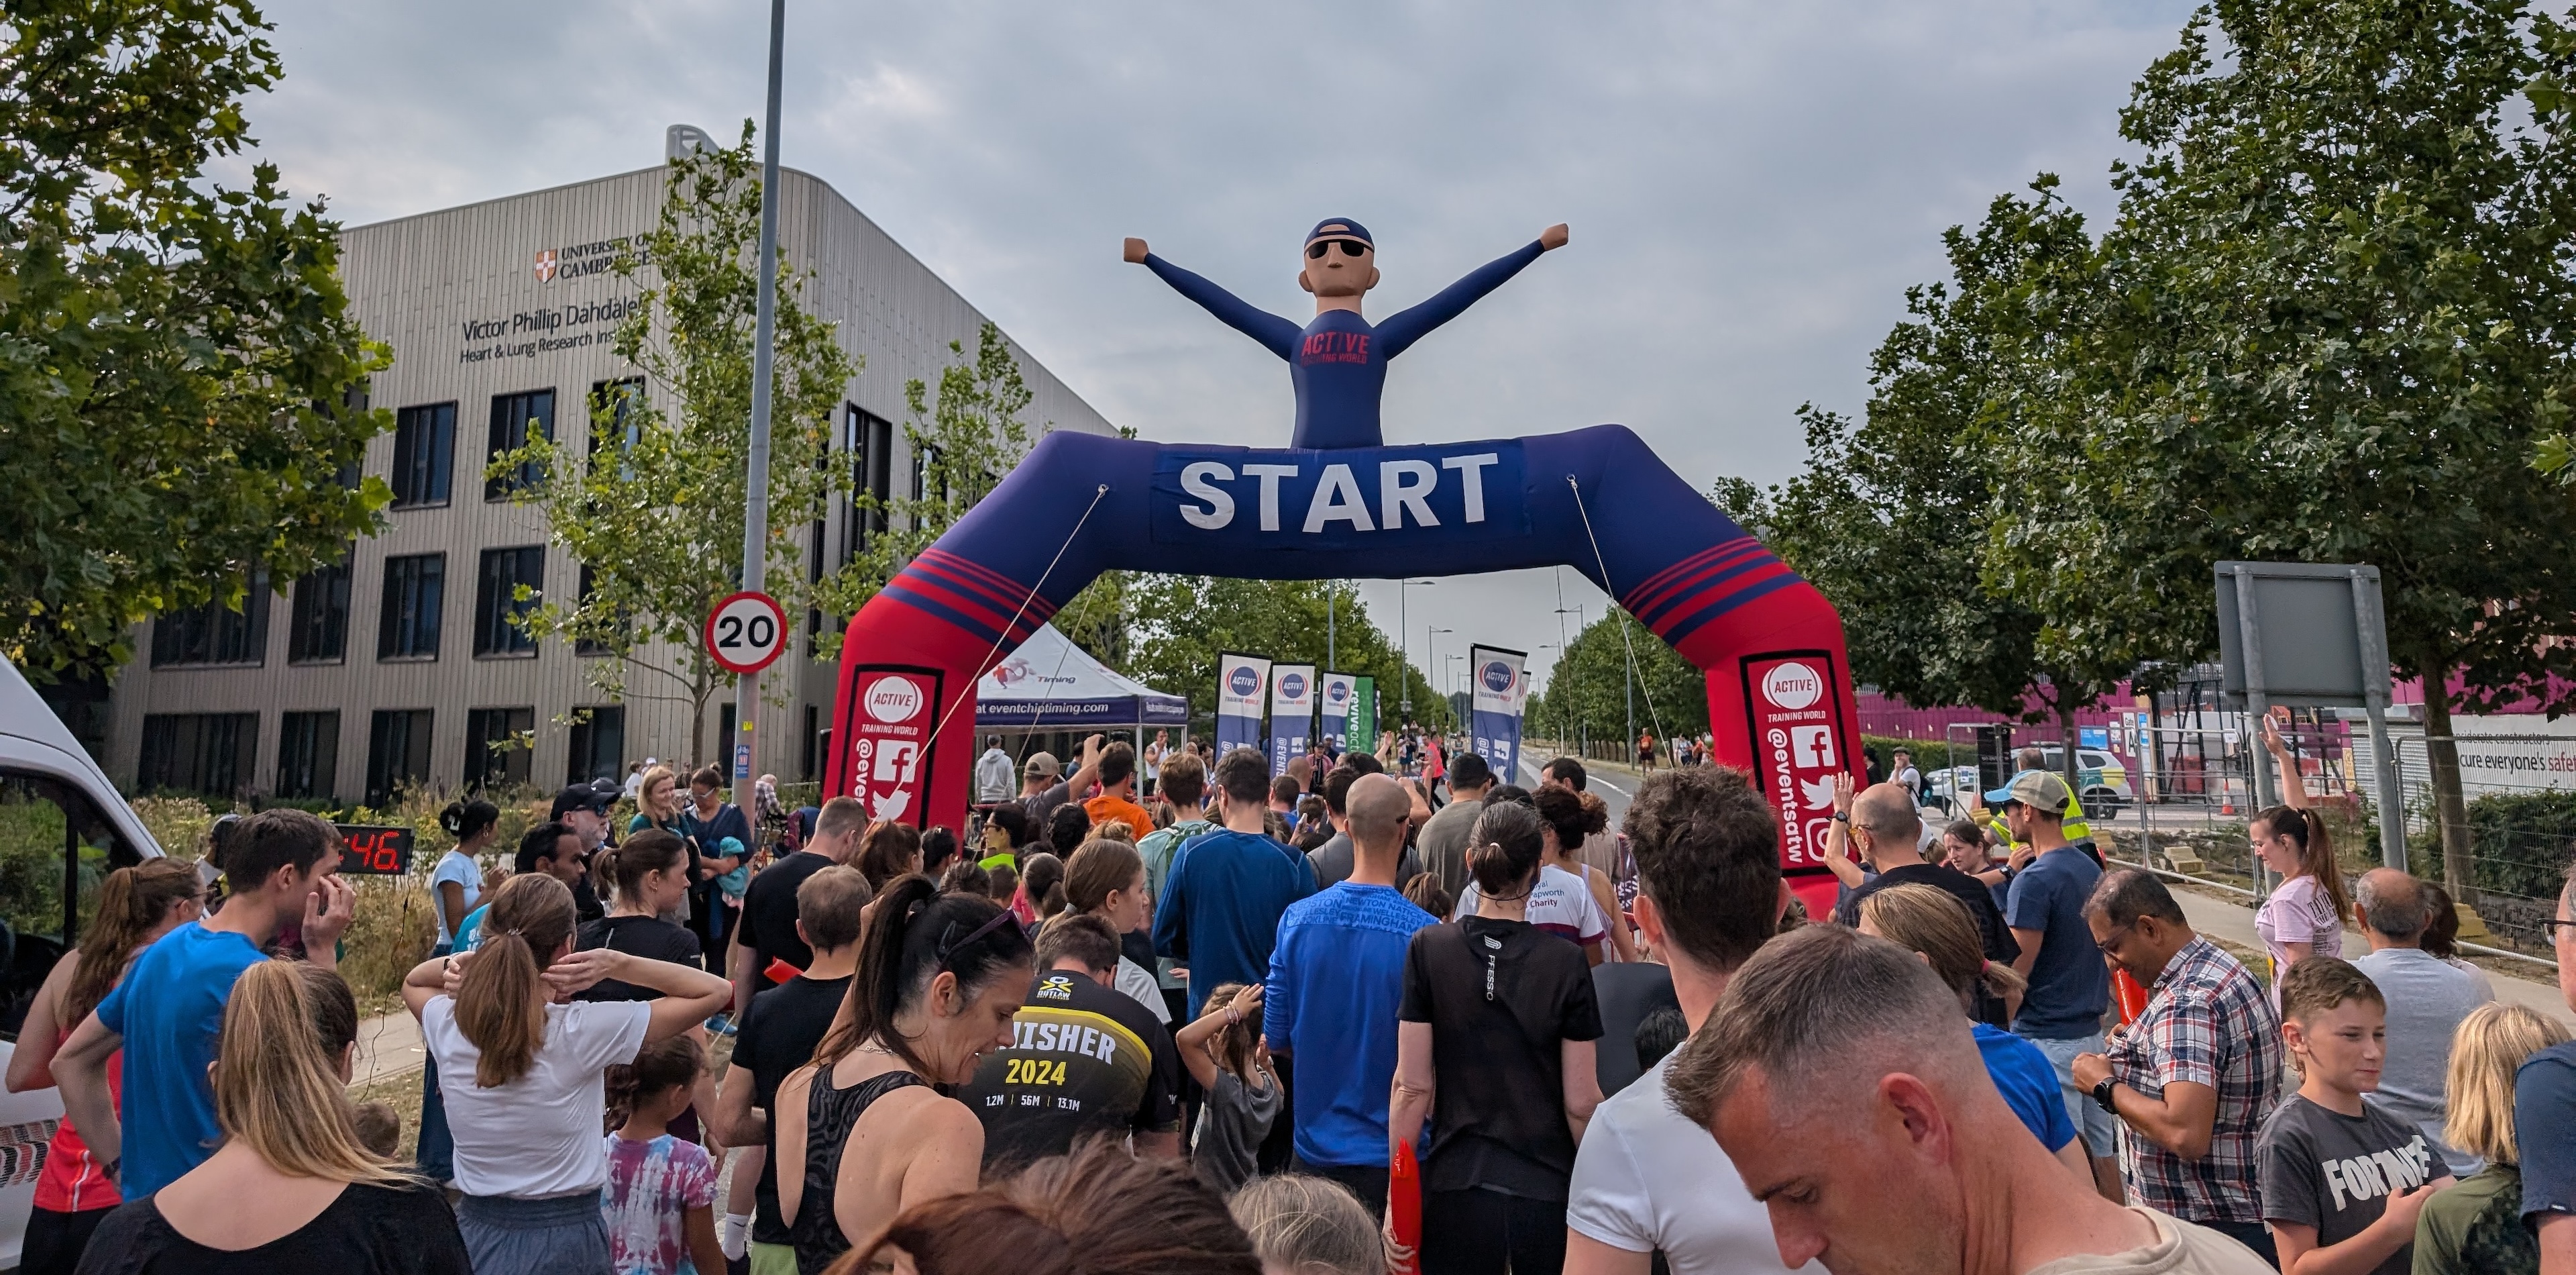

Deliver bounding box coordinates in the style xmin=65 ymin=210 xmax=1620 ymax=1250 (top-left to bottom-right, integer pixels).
xmin=473 ymin=546 xmax=544 ymax=658
xmin=365 ymin=709 xmax=433 ymax=807
xmin=802 ymin=704 xmax=820 ymax=782
xmin=845 ymin=406 xmax=892 ymax=561
xmin=276 ymin=711 xmax=339 ymax=801
xmin=138 ymin=713 xmax=259 ymax=796
xmin=287 ymin=549 xmax=352 ymax=664
xmin=464 ymin=707 xmax=534 ymax=789
xmin=149 ymin=572 xmax=271 ymax=668
xmin=566 ymin=707 xmax=625 ymax=785
xmin=486 ymin=389 xmax=555 ymax=499
xmin=390 ymin=403 xmax=455 ymax=508
xmin=574 ymin=564 xmax=616 ymax=656
xmin=378 ymin=553 xmax=445 ymax=661
xmin=588 ymin=378 xmax=644 ymax=458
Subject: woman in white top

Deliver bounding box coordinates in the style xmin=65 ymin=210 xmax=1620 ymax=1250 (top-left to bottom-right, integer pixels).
xmin=1061 ymin=837 xmax=1171 ymax=1023
xmin=2251 ymin=720 xmax=2347 ymax=984
xmin=431 ymin=798 xmax=499 ymax=955
xmin=1451 ymin=825 xmax=1611 ymax=965
xmin=403 ymin=872 xmax=730 ymax=1275
xmin=1532 ymin=786 xmax=1635 ymax=962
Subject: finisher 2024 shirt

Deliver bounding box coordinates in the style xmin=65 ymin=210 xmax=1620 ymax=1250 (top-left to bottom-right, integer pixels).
xmin=2257 ymin=1092 xmax=2444 ymax=1275
xmin=963 ymin=969 xmax=1182 ymax=1170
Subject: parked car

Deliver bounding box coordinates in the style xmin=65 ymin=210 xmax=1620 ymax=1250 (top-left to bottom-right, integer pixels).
xmin=1925 ymin=750 xmax=2134 ymax=820
xmin=0 ymin=660 xmax=160 ymax=1268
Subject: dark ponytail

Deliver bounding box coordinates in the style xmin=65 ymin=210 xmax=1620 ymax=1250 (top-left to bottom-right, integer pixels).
xmin=2255 ymin=804 xmax=2347 ymax=922
xmin=597 ymin=828 xmax=690 ymax=904
xmin=1466 ymin=802 xmax=1546 ymax=899
xmin=440 ymin=798 xmax=500 ymax=844
xmin=814 ymin=875 xmax=1034 ymax=1075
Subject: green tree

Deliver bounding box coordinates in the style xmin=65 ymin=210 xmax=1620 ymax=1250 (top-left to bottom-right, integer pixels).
xmin=1 ymin=0 xmax=389 ymax=680
xmin=492 ymin=124 xmax=860 ymax=763
xmin=1988 ymin=0 xmax=2576 ymax=895
xmin=1524 ymin=610 xmax=1706 ymax=750
xmin=1116 ymin=577 xmax=1450 ymax=735
xmin=1716 ymin=181 xmax=2132 ymax=781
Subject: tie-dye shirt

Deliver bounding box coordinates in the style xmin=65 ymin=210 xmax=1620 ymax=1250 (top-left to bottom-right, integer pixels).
xmin=602 ymin=1132 xmax=716 ymax=1275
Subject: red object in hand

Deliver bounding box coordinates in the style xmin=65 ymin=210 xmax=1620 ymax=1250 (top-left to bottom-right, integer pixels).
xmin=766 ymin=958 xmax=802 ymax=986
xmin=2113 ymin=968 xmax=2149 ymax=1025
xmin=1389 ymin=1139 xmax=1422 ymax=1275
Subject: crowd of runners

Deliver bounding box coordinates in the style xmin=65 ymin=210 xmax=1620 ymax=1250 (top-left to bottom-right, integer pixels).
xmin=20 ymin=729 xmax=2576 ymax=1275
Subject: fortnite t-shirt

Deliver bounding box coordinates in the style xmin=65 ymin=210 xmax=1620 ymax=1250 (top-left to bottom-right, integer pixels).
xmin=963 ymin=969 xmax=1183 ymax=1170
xmin=2257 ymin=1093 xmax=2442 ymax=1275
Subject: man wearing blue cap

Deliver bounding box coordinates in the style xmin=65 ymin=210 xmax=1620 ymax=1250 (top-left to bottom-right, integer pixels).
xmin=1124 ymin=218 xmax=1568 ymax=449
xmin=1992 ymin=768 xmax=2124 ymax=1202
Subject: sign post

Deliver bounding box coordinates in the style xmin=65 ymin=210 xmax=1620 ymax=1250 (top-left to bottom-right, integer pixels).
xmin=2214 ymin=562 xmax=2406 ymax=870
xmin=708 ymin=591 xmax=788 ymax=782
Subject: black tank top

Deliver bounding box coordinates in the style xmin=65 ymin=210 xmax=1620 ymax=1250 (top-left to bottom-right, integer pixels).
xmin=791 ymin=1064 xmax=927 ymax=1275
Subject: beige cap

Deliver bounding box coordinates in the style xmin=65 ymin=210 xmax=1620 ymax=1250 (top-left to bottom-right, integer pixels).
xmin=1023 ymin=752 xmax=1062 ymax=780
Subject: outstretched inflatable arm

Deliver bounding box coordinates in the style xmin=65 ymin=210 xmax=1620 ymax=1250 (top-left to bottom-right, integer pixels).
xmin=1128 ymin=240 xmax=1301 ymax=360
xmin=1377 ymin=223 xmax=1568 ymax=358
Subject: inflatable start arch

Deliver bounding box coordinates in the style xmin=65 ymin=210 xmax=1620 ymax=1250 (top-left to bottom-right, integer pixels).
xmin=828 ymin=219 xmax=1866 ymax=906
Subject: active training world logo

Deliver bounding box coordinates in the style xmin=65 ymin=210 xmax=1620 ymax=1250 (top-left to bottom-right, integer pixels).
xmin=1481 ymin=660 xmax=1515 ymax=694
xmin=1762 ymin=661 xmax=1823 ymax=711
xmin=1279 ymin=672 xmax=1307 ymax=700
xmin=865 ymin=676 xmax=924 ymax=724
xmin=1229 ymin=666 xmax=1260 ymax=697
xmin=1326 ymin=680 xmax=1349 ymax=703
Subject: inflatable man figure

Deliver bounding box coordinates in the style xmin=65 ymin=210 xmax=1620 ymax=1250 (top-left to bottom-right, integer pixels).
xmin=1125 ymin=219 xmax=1570 ymax=449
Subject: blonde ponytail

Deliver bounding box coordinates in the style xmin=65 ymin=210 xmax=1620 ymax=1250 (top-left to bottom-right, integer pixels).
xmin=216 ymin=962 xmax=407 ymax=1184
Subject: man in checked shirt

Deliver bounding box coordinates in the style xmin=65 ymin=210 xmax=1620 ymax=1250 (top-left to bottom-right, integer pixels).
xmin=2074 ymin=869 xmax=2287 ymax=1266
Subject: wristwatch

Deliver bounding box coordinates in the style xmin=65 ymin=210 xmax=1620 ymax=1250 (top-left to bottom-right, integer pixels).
xmin=2091 ymin=1076 xmax=2119 ymax=1115
xmin=1830 ymin=811 xmax=1851 ymax=824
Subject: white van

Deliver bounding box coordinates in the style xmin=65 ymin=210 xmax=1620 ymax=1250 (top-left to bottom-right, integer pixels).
xmin=0 ymin=661 xmax=162 ymax=1268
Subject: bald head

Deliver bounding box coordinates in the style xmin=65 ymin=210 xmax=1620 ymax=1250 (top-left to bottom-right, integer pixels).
xmin=1347 ymin=774 xmax=1409 ymax=848
xmin=2357 ymin=867 xmax=2430 ymax=941
xmin=1853 ymin=782 xmax=1922 ymax=850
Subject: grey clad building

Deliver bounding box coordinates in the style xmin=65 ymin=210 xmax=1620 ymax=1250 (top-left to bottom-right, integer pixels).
xmin=104 ymin=141 xmax=1113 ymax=805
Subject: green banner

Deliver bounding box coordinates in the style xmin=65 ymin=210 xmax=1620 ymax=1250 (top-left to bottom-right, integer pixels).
xmin=1349 ymin=676 xmax=1377 ymax=752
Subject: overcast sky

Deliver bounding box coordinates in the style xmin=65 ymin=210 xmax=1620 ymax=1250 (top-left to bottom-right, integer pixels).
xmin=244 ymin=0 xmax=2197 ymax=699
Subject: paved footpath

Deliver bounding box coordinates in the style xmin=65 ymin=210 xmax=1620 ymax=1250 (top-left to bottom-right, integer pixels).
xmin=352 ymin=1005 xmax=426 ymax=1086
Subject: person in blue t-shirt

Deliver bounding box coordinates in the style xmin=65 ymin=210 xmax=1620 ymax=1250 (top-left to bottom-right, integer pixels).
xmin=1125 ymin=218 xmax=1568 ymax=450
xmin=1994 ymin=770 xmax=2118 ymax=1198
xmin=1267 ymin=772 xmax=1435 ymax=1217
xmin=1156 ymin=748 xmax=1318 ymax=1021
xmin=56 ymin=807 xmax=355 ymax=1197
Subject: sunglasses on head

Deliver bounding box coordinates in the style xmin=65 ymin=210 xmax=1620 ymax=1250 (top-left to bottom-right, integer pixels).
xmin=1307 ymin=239 xmax=1368 ymax=259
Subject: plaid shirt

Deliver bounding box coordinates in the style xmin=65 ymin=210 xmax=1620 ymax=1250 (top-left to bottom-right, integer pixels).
xmin=2106 ymin=935 xmax=2282 ymax=1223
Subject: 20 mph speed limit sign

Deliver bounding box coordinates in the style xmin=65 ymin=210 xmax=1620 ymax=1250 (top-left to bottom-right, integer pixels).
xmin=704 ymin=591 xmax=788 ymax=675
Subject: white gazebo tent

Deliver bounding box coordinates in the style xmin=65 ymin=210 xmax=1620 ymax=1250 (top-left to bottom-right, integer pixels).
xmin=974 ymin=624 xmax=1188 ymax=763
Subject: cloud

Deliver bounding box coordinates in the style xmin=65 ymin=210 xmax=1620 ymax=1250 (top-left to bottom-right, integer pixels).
xmin=235 ymin=0 xmax=2196 ymax=694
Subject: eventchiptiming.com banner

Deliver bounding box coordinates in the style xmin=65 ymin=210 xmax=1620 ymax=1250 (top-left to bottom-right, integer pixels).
xmin=1469 ymin=646 xmax=1529 ymax=782
xmin=1216 ymin=654 xmax=1271 ymax=760
xmin=1270 ymin=664 xmax=1316 ymax=775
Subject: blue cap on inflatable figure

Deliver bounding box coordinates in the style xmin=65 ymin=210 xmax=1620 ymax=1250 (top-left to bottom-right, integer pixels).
xmin=1305 ymin=217 xmax=1373 ymax=248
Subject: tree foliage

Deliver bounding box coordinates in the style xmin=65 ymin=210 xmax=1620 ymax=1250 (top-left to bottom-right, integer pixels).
xmin=1 ymin=0 xmax=390 ymax=680
xmin=1115 ymin=576 xmax=1450 ymax=733
xmin=492 ymin=124 xmax=859 ymax=762
xmin=1523 ymin=609 xmax=1706 ymax=748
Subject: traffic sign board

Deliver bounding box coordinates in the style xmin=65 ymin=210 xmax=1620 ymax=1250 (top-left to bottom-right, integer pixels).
xmin=705 ymin=591 xmax=788 ymax=674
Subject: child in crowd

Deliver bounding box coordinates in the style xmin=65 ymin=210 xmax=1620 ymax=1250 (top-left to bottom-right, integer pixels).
xmin=1631 ymin=1006 xmax=1688 ymax=1075
xmin=1401 ymin=874 xmax=1452 ymax=923
xmin=2413 ymin=1003 xmax=2570 ymax=1275
xmin=1228 ymin=1175 xmax=1384 ymax=1275
xmin=602 ymin=1035 xmax=722 ymax=1275
xmin=1181 ymin=982 xmax=1280 ymax=1196
xmin=352 ymin=1102 xmax=402 ymax=1160
xmin=2257 ymin=956 xmax=2455 ymax=1275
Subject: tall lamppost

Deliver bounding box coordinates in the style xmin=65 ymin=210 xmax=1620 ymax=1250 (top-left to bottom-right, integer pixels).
xmin=1398 ymin=580 xmax=1436 ymax=717
xmin=1428 ymin=627 xmax=1454 ymax=727
xmin=733 ymin=0 xmax=788 ymax=782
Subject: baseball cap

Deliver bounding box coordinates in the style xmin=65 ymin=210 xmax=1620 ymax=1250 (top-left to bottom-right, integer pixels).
xmin=551 ymin=782 xmax=616 ymax=819
xmin=1305 ymin=217 xmax=1373 ymax=249
xmin=1984 ymin=770 xmax=2073 ymax=813
xmin=1023 ymin=752 xmax=1062 ymax=781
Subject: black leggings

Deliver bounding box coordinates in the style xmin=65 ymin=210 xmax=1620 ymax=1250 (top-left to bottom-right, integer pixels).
xmin=1420 ymin=1188 xmax=1566 ymax=1275
xmin=22 ymin=1207 xmax=111 ymax=1275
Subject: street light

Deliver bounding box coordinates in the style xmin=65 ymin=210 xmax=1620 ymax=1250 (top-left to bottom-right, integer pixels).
xmin=1399 ymin=580 xmax=1436 ymax=715
xmin=1428 ymin=627 xmax=1454 ymax=727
